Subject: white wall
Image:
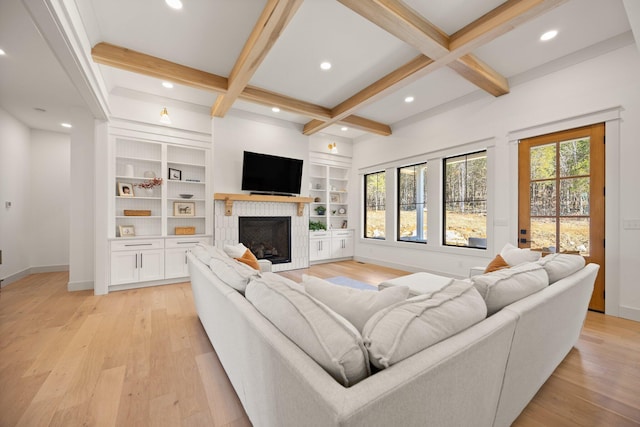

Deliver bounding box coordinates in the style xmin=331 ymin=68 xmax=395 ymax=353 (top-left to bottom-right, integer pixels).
xmin=0 ymin=108 xmax=31 ymax=285
xmin=213 ymin=112 xmax=309 ymax=194
xmin=29 ymin=130 xmax=70 ymax=270
xmin=352 ymin=44 xmax=640 ymax=321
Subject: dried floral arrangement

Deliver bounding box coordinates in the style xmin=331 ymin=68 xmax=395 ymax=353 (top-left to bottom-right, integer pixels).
xmin=135 ymin=177 xmax=163 ymax=189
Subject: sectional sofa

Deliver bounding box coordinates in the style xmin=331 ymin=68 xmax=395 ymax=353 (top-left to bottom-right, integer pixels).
xmin=187 ymin=244 xmax=598 ymax=427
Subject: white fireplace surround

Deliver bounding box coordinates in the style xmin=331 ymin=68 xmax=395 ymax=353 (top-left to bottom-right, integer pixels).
xmin=214 ymin=200 xmax=309 ymax=272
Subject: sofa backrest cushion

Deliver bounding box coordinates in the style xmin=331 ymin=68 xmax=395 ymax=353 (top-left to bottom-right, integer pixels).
xmin=302 ymin=275 xmax=409 ymax=333
xmin=500 ymin=243 xmax=542 ymax=266
xmin=471 ymin=262 xmax=549 ymax=315
xmin=223 ymin=242 xmax=249 ymax=258
xmin=245 ymin=274 xmax=370 ymax=387
xmin=208 ymin=249 xmax=260 ymax=293
xmin=536 ymin=253 xmax=585 ymax=284
xmin=362 ymin=279 xmax=487 ymax=369
xmin=191 ymin=243 xmax=227 ymax=265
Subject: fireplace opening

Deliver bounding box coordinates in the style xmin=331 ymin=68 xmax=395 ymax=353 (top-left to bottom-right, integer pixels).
xmin=238 ymin=216 xmax=291 ymax=264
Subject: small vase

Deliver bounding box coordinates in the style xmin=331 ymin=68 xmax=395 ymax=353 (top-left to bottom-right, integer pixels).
xmin=125 ymin=164 xmax=135 ymax=177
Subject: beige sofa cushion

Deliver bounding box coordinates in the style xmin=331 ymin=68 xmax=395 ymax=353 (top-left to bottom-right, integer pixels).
xmin=363 ymin=279 xmax=487 ymax=369
xmin=472 ymin=262 xmax=549 ymax=315
xmin=302 ymin=275 xmax=409 ymax=333
xmin=208 ymin=249 xmax=260 ymax=293
xmin=500 ymin=243 xmax=541 ymax=266
xmin=537 ymin=253 xmax=585 ymax=284
xmin=245 ymin=274 xmax=370 ymax=387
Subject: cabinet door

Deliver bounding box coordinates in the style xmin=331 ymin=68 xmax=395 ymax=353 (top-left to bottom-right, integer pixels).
xmin=138 ymin=249 xmax=165 ymax=282
xmin=110 ymin=251 xmax=139 ymax=285
xmin=165 ymin=248 xmax=189 ymax=279
xmin=331 ymin=231 xmax=354 ymax=258
xmin=310 ymin=238 xmax=331 ymax=261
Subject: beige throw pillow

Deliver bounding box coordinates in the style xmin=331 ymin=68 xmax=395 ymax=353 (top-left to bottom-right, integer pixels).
xmin=500 ymin=243 xmax=541 ymax=266
xmin=363 ymin=280 xmax=487 ymax=369
xmin=302 ymin=275 xmax=409 ymax=333
xmin=246 ymin=274 xmax=370 ymax=387
xmin=537 ymin=253 xmax=585 ymax=284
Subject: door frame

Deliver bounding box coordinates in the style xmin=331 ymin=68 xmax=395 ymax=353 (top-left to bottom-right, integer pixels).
xmin=506 ymin=107 xmax=621 ymax=316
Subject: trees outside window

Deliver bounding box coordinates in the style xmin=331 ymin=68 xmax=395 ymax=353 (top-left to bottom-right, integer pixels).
xmin=398 ymin=162 xmax=427 ymax=243
xmin=364 ymin=171 xmax=385 ymax=239
xmin=443 ymin=151 xmax=487 ymax=248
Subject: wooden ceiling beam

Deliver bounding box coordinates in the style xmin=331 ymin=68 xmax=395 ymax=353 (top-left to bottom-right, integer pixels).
xmin=303 ymin=55 xmax=432 ymax=135
xmin=211 ymin=0 xmax=302 ymax=117
xmin=92 ymin=42 xmax=229 ymax=92
xmin=302 ymin=0 xmax=565 ymax=135
xmin=92 ymin=42 xmax=393 ymax=135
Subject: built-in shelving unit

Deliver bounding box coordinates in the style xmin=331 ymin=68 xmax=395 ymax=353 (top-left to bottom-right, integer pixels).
xmin=309 ymin=163 xmax=350 ymax=230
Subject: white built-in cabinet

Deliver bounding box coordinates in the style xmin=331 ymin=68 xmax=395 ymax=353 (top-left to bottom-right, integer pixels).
xmin=309 ymin=229 xmax=354 ymax=263
xmin=108 ymin=126 xmax=212 ymax=290
xmin=309 ymin=231 xmax=332 ymax=262
xmin=331 ymin=230 xmax=354 ymax=259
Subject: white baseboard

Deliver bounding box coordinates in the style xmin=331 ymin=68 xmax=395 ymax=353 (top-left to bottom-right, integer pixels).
xmin=1 ymin=265 xmax=69 ymax=287
xmin=619 ymin=305 xmax=640 ymax=322
xmin=0 ymin=268 xmax=30 ymax=287
xmin=67 ymin=280 xmax=94 ymax=292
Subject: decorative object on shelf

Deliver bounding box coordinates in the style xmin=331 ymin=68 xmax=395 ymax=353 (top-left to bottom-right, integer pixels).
xmin=330 ymin=194 xmax=339 ymax=203
xmin=174 ymin=201 xmax=195 ymax=217
xmin=143 ymin=170 xmax=156 ymax=178
xmin=118 ymin=182 xmax=134 ymax=197
xmin=338 ymin=208 xmax=346 ymax=214
xmin=185 ymin=179 xmax=201 ymax=182
xmin=314 ymin=205 xmax=326 ymax=215
xmin=179 ymin=194 xmax=194 ymax=199
xmin=342 ymin=220 xmax=348 ymax=229
xmin=159 ymin=106 xmax=171 ymax=125
xmin=135 ymin=177 xmax=163 ymax=196
xmin=175 ymin=226 xmax=196 ymax=235
xmin=125 ymin=164 xmax=135 ymax=177
xmin=118 ymin=225 xmax=135 ymax=237
xmin=168 ymin=168 xmax=182 ymax=180
xmin=328 ymin=142 xmax=338 ymax=154
xmin=124 ymin=209 xmax=151 ymax=216
xmin=314 ymin=197 xmax=321 ymax=202
xmin=309 ymin=221 xmax=327 ymax=231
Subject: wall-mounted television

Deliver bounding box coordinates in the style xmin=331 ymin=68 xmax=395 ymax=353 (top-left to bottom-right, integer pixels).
xmin=241 ymin=151 xmax=303 ymax=196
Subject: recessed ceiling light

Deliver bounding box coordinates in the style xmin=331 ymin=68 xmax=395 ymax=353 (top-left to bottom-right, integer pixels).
xmin=404 ymin=96 xmax=415 ymax=103
xmin=0 ymin=49 xmax=6 ymax=56
xmin=61 ymin=123 xmax=72 ymax=128
xmin=320 ymin=62 xmax=332 ymax=71
xmin=162 ymin=81 xmax=174 ymax=89
xmin=272 ymin=107 xmax=280 ymax=113
xmin=540 ymin=30 xmax=558 ymax=41
xmin=165 ymin=0 xmax=183 ymax=10
xmin=341 ymin=126 xmax=348 ymax=131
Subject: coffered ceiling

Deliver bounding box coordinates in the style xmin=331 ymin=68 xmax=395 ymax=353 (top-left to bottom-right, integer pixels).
xmin=0 ymin=0 xmax=636 ymax=137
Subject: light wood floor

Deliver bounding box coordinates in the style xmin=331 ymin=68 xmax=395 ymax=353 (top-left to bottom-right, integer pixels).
xmin=1 ymin=262 xmax=639 ymax=427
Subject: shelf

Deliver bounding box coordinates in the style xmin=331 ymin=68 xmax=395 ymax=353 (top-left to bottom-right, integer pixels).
xmin=214 ymin=193 xmax=313 ymax=216
xmin=167 ymin=160 xmax=205 ymax=168
xmin=167 ymin=180 xmax=204 ymax=185
xmin=116 ymin=196 xmax=161 ymax=200
xmin=168 ymin=198 xmax=205 ymax=202
xmin=116 ymin=156 xmax=161 ymax=163
xmin=116 ymin=216 xmax=161 ymax=219
xmin=168 ymin=216 xmax=207 ymax=219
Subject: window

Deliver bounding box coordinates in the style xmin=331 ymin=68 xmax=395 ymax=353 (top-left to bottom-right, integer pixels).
xmin=364 ymin=171 xmax=386 ymax=239
xmin=443 ymin=151 xmax=487 ymax=248
xmin=398 ymin=162 xmax=427 ymax=243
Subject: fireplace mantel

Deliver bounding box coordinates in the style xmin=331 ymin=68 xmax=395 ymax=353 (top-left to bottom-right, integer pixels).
xmin=214 ymin=193 xmax=314 ymax=216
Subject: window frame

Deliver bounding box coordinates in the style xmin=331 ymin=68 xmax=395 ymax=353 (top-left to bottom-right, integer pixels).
xmin=363 ymin=170 xmax=386 ymax=240
xmin=397 ymin=161 xmax=428 ymax=244
xmin=442 ymin=149 xmax=487 ymax=249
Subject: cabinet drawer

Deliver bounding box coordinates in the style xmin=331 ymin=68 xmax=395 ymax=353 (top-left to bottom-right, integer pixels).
xmin=110 ymin=239 xmax=164 ymax=251
xmin=165 ymin=237 xmax=211 ymax=249
xmin=332 ymin=230 xmax=353 ymax=238
xmin=310 ymin=232 xmax=331 ymax=239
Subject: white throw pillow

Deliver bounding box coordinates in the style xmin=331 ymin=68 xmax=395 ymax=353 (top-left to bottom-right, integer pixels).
xmin=471 ymin=262 xmax=549 ymax=315
xmin=208 ymin=249 xmax=260 ymax=293
xmin=191 ymin=243 xmax=227 ymax=265
xmin=500 ymin=243 xmax=542 ymax=266
xmin=223 ymin=243 xmax=248 ymax=259
xmin=302 ymin=275 xmax=409 ymax=333
xmin=246 ymin=274 xmax=370 ymax=387
xmin=363 ymin=280 xmax=487 ymax=369
xmin=537 ymin=253 xmax=585 ymax=284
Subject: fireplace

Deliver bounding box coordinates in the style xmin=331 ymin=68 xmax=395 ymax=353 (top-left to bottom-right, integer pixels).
xmin=239 ymin=216 xmax=291 ymax=264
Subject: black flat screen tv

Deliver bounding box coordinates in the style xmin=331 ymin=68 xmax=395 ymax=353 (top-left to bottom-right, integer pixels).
xmin=241 ymin=151 xmax=303 ymax=196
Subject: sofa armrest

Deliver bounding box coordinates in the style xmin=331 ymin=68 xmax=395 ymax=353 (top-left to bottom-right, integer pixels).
xmin=258 ymin=259 xmax=272 ymax=273
xmin=469 ymin=266 xmax=486 ymax=277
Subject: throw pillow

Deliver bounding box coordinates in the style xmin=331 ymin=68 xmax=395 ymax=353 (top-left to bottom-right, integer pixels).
xmin=223 ymin=243 xmax=248 ymax=259
xmin=302 ymin=275 xmax=409 ymax=333
xmin=235 ymin=249 xmax=260 ymax=270
xmin=484 ymin=254 xmax=510 ymax=273
xmin=246 ymin=274 xmax=370 ymax=387
xmin=363 ymin=280 xmax=487 ymax=369
xmin=537 ymin=253 xmax=585 ymax=284
xmin=500 ymin=243 xmax=541 ymax=266
xmin=471 ymin=261 xmax=549 ymax=315
xmin=208 ymin=249 xmax=260 ymax=293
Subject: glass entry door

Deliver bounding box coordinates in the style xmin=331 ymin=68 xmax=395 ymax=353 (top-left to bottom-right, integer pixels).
xmin=518 ymin=124 xmax=605 ymax=311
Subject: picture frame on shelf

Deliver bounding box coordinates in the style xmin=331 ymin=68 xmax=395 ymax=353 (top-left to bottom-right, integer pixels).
xmin=118 ymin=182 xmax=134 ymax=197
xmin=342 ymin=220 xmax=348 ymax=229
xmin=330 ymin=194 xmax=340 ymax=203
xmin=174 ymin=201 xmax=195 ymax=217
xmin=118 ymin=225 xmax=136 ymax=237
xmin=168 ymin=168 xmax=182 ymax=181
